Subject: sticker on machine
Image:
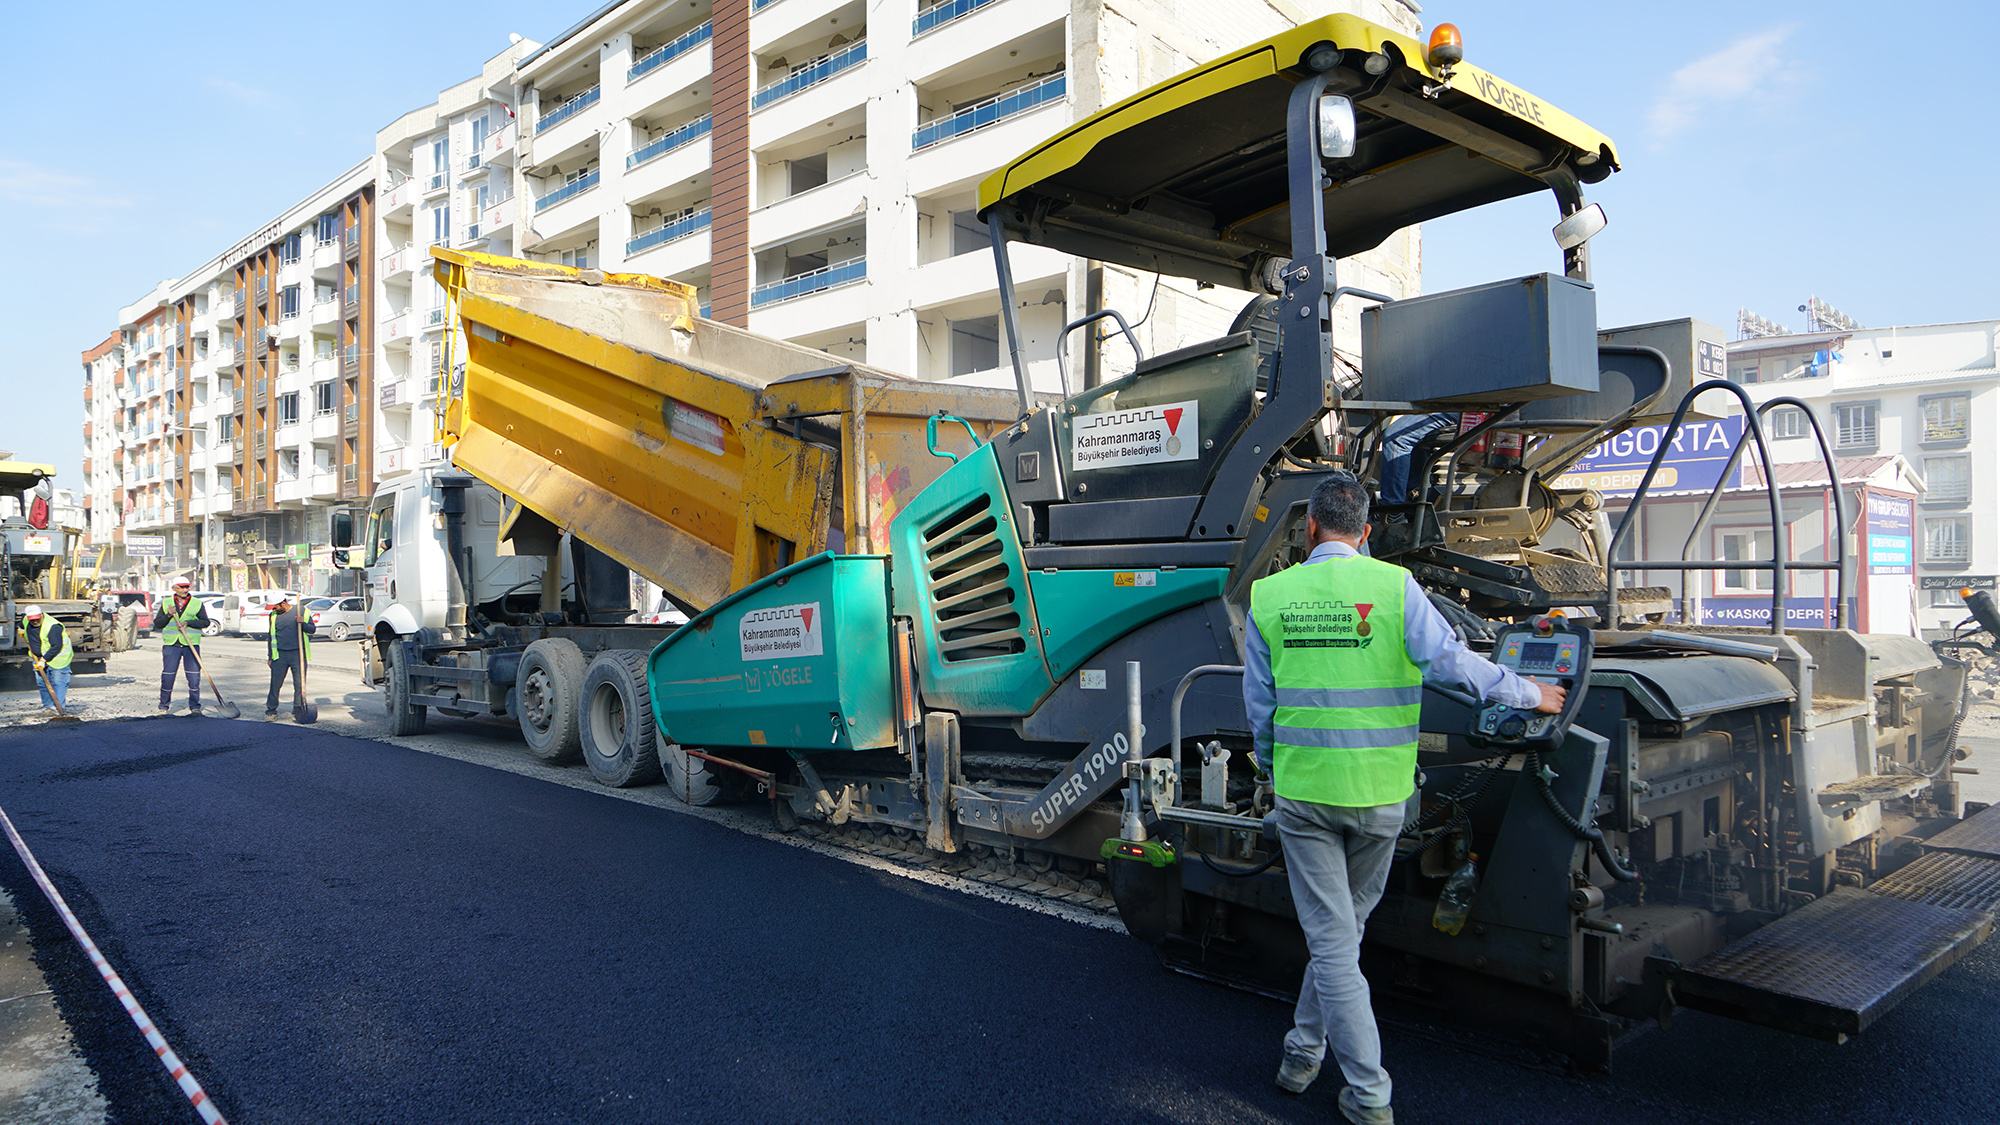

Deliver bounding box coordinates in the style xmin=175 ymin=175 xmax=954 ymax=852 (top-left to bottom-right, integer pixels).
xmin=740 ymin=602 xmax=824 ymax=661
xmin=668 ymin=398 xmax=728 ymax=456
xmin=1071 ymin=399 xmax=1199 ymax=471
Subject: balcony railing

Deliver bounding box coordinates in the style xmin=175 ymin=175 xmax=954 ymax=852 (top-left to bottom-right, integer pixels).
xmin=914 ymin=72 xmax=1065 ymax=150
xmin=344 ymin=283 xmax=360 ymax=307
xmin=752 ymin=257 xmax=866 ymax=307
xmin=535 ymin=170 xmax=600 ymax=212
xmin=753 ymin=41 xmax=867 ymax=110
xmin=538 ymin=86 xmax=601 ymax=134
xmin=345 ymin=226 xmax=360 ymax=249
xmin=427 ymin=172 xmax=448 ymax=192
xmin=626 ymin=209 xmax=712 ymax=256
xmin=628 ymin=115 xmax=713 ymax=169
xmin=913 ymin=0 xmax=999 ymax=33
xmin=630 ymin=22 xmax=712 ymax=81
xmin=426 ymin=307 xmax=448 ymax=327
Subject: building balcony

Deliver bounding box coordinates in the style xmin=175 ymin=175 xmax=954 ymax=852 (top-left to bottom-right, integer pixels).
xmin=914 ymin=72 xmax=1065 ymax=151
xmin=482 ymin=198 xmax=515 ymax=240
xmin=752 ymin=0 xmax=858 ymax=51
xmin=628 ymin=115 xmax=713 ymax=172
xmin=911 ymin=0 xmax=1064 ymax=82
xmin=276 ymin=313 xmax=305 ymax=343
xmin=626 ymin=209 xmax=712 ymax=259
xmin=309 ymin=471 xmax=339 ymax=498
xmin=275 ymin=478 xmax=305 ymax=505
xmin=908 ymin=86 xmax=1068 ymax=196
xmin=310 ymin=357 xmax=339 ymax=384
xmin=751 ymin=256 xmax=865 ymax=309
xmin=754 ymin=40 xmax=866 ymax=112
xmin=382 ymin=177 xmax=415 ymax=218
xmin=629 ymin=22 xmax=712 ymax=84
xmin=535 ymin=87 xmax=602 ymax=158
xmin=423 ymin=171 xmax=450 ymax=197
xmin=484 ymin=123 xmax=517 ymax=164
xmin=312 ymin=239 xmax=341 ymax=271
xmin=535 ymin=169 xmax=600 ymax=214
xmin=310 ymin=412 xmax=340 ymax=441
xmin=538 ymin=85 xmax=600 ymax=134
xmin=311 ymin=297 xmax=340 ymax=328
xmin=422 ymin=306 xmax=449 ymax=335
xmin=914 ymin=241 xmax=1066 ymax=311
xmin=384 ymin=313 xmax=412 ymax=344
xmin=750 ymin=174 xmax=867 ymax=249
xmin=625 ymin=143 xmax=710 ymax=208
xmin=532 ymin=174 xmax=601 ymax=243
xmin=382 ymin=242 xmax=416 ymax=281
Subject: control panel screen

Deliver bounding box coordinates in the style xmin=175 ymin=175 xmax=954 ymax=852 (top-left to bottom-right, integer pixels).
xmin=1498 ymin=635 xmax=1579 ymax=674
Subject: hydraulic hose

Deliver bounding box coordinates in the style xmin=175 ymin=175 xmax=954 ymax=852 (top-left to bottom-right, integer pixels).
xmin=1526 ymin=751 xmax=1640 ymax=882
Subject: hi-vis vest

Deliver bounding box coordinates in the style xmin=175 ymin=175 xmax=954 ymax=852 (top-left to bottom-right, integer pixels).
xmin=1250 ymin=554 xmax=1422 ymax=807
xmin=35 ymin=616 xmax=73 ymax=671
xmin=161 ymin=597 xmax=204 ymax=646
xmin=270 ymin=618 xmax=312 ymax=663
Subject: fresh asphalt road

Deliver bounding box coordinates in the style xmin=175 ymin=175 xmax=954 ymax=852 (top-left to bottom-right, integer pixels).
xmin=2 ymin=718 xmax=1999 ymax=1124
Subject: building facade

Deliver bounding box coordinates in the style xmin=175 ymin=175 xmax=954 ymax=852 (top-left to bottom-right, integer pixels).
xmin=81 ymin=164 xmax=380 ymax=594
xmin=1729 ymin=319 xmax=2000 ymax=638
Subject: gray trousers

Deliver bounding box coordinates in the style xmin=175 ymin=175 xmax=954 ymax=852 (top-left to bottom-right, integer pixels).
xmin=1277 ymin=794 xmax=1405 ymax=1108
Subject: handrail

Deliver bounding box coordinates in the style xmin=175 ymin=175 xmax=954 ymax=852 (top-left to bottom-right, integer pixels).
xmin=1054 ymin=309 xmax=1143 ymax=399
xmin=537 ymin=86 xmax=600 ymax=134
xmin=629 ymin=22 xmax=712 ymax=81
xmin=925 ymin=414 xmax=981 ymax=463
xmin=627 ymin=115 xmax=712 ymax=169
xmin=750 ymin=257 xmax=865 ymax=307
xmin=752 ymin=40 xmax=866 ymax=109
xmin=914 ymin=0 xmax=998 ymax=36
xmin=625 ymin=208 xmax=711 ymax=256
xmin=535 ymin=169 xmax=600 ymax=212
xmin=912 ymin=72 xmax=1065 ymax=151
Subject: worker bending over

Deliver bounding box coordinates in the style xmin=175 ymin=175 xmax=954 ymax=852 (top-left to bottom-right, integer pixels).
xmin=22 ymin=606 xmax=72 ymax=716
xmin=1244 ymin=474 xmax=1564 ymax=1125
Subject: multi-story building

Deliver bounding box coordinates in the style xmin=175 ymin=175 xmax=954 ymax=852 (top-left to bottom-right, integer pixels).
xmin=374 ymin=41 xmax=540 ymax=479
xmin=79 ymin=334 xmax=124 ymax=569
xmin=83 ymin=163 xmax=379 ymax=595
xmin=500 ymin=0 xmax=1421 ymax=388
xmin=1730 ymin=318 xmax=2000 ymax=638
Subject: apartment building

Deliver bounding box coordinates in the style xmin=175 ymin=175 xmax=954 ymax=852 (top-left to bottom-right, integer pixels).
xmin=1730 ymin=319 xmax=2000 ymax=638
xmin=79 ymin=334 xmax=123 ymax=563
xmin=374 ymin=41 xmax=540 ymax=479
xmin=500 ymin=0 xmax=1422 ymax=392
xmin=82 ymin=163 xmax=379 ymax=594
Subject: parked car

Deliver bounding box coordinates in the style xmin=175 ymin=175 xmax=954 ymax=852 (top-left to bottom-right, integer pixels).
xmin=199 ymin=596 xmax=227 ymax=636
xmin=305 ymin=596 xmax=367 ymax=641
xmin=222 ymin=589 xmax=297 ymax=637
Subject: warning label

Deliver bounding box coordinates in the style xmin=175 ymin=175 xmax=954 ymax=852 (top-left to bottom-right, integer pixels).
xmin=739 ymin=601 xmax=824 ymax=661
xmin=669 ymin=398 xmax=728 ymax=457
xmin=1071 ymin=399 xmax=1199 ymax=472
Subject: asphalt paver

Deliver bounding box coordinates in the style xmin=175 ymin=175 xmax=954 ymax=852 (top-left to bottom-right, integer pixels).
xmin=2 ymin=716 xmax=1998 ymax=1124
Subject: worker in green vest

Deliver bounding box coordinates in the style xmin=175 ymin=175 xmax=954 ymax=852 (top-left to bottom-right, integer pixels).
xmin=263 ymin=595 xmax=314 ymax=720
xmin=1245 ymin=474 xmax=1564 ymax=1125
xmin=22 ymin=606 xmax=73 ymax=715
xmin=154 ymin=578 xmax=211 ymax=715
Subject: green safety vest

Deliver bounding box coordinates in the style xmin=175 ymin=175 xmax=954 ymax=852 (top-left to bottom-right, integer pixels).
xmin=161 ymin=596 xmax=204 ymax=646
xmin=1250 ymin=554 xmax=1422 ymax=807
xmin=270 ymin=618 xmax=312 ymax=663
xmin=35 ymin=616 xmax=73 ymax=671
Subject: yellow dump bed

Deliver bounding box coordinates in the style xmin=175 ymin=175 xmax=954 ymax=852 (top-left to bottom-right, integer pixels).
xmin=433 ymin=249 xmax=1026 ymax=611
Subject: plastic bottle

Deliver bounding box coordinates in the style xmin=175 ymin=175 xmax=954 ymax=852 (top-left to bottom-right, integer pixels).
xmin=1432 ymin=854 xmax=1480 ymax=936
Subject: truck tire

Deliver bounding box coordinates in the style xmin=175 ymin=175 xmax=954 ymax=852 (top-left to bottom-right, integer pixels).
xmin=386 ymin=646 xmax=428 ymax=736
xmin=517 ymin=638 xmax=586 ymax=762
xmin=113 ymin=606 xmax=137 ymax=652
xmin=662 ymin=743 xmax=730 ymax=807
xmin=580 ymin=650 xmax=663 ymax=788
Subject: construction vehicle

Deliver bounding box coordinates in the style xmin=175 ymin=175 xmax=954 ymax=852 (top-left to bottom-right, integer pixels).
xmin=2 ymin=462 xmax=115 ymax=676
xmin=366 ymin=14 xmax=1996 ymax=1067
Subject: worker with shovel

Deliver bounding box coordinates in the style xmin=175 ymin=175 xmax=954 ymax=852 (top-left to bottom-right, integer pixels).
xmin=264 ymin=595 xmax=315 ymax=722
xmin=154 ymin=578 xmax=210 ymax=715
xmin=22 ymin=606 xmax=73 ymax=718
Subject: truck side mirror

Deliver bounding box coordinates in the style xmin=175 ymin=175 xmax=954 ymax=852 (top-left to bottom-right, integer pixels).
xmin=330 ymin=510 xmax=354 ymax=549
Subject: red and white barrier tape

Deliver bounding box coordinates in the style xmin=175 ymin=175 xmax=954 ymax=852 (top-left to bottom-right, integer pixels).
xmin=0 ymin=804 xmax=228 ymax=1124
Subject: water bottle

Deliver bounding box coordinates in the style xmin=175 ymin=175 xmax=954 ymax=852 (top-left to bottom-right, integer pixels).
xmin=1432 ymin=854 xmax=1480 ymax=936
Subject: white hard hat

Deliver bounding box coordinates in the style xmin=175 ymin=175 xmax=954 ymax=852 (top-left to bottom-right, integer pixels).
xmin=21 ymin=605 xmax=42 ymax=617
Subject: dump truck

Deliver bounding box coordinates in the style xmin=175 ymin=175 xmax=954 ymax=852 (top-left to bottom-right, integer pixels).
xmin=364 ymin=14 xmax=1997 ymax=1067
xmin=2 ymin=462 xmax=115 ymax=676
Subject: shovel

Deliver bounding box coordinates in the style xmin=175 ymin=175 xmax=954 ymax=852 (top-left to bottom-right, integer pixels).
xmin=180 ymin=644 xmax=242 ymax=719
xmin=292 ymin=616 xmax=318 ymax=724
xmin=31 ymin=662 xmax=82 ymax=723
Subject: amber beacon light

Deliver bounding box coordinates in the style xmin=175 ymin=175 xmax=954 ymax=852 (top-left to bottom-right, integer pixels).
xmin=1428 ymin=23 xmax=1465 ymax=74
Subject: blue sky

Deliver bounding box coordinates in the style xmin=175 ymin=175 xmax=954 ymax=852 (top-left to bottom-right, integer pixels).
xmin=3 ymin=0 xmax=1995 ymax=483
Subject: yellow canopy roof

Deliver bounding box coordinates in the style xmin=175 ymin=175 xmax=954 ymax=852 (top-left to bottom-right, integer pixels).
xmin=979 ymin=14 xmax=1619 ymax=289
xmin=0 ymin=461 xmax=56 ymax=494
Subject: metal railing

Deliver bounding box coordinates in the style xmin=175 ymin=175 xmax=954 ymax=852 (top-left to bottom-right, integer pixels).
xmin=626 ymin=209 xmax=711 ymax=256
xmin=538 ymin=86 xmax=600 ymax=133
xmin=427 ymin=172 xmax=447 ymax=192
xmin=914 ymin=72 xmax=1064 ymax=150
xmin=344 ymin=283 xmax=360 ymax=307
xmin=630 ymin=22 xmax=712 ymax=81
xmin=627 ymin=115 xmax=712 ymax=169
xmin=753 ymin=41 xmax=867 ymax=109
xmin=751 ymin=257 xmax=865 ymax=307
xmin=535 ymin=169 xmax=600 ymax=212
xmin=913 ymin=0 xmax=1000 ymax=34
xmin=426 ymin=307 xmax=447 ymax=326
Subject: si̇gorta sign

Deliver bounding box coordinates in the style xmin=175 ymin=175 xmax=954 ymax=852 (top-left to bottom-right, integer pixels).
xmin=1552 ymin=415 xmax=1745 ymax=497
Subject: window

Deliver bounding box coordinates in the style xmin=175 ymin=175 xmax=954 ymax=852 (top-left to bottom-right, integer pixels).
xmin=1925 ymin=517 xmax=1970 ymax=563
xmin=474 ymin=183 xmax=490 ymax=213
xmin=558 ymin=247 xmax=591 ymax=270
xmin=216 ymin=415 xmax=234 ymax=441
xmin=950 ymin=209 xmax=987 ymax=256
xmin=1716 ymin=528 xmax=1774 ymax=593
xmin=365 ymin=495 xmax=396 ymax=567
xmin=277 ymin=393 xmax=299 ymax=426
xmin=949 ymin=315 xmax=1000 ymax=377
xmin=1922 ymin=394 xmax=1969 ymax=443
xmin=280 ymin=285 xmax=300 ymax=319
xmin=430 ymin=204 xmax=452 ymax=245
xmin=313 ymin=381 xmax=337 ymax=417
xmin=1931 ymin=586 xmax=1976 ymax=608
xmin=471 ymin=115 xmax=489 ymax=152
xmin=1729 ymin=365 xmax=1759 ymax=384
xmin=1925 ymin=455 xmax=1971 ymax=503
xmin=432 ymin=137 xmax=450 ymax=174
xmin=279 ymin=232 xmax=302 ymax=265
xmin=1834 ymin=402 xmax=1877 ymax=448
xmin=314 ymin=213 xmax=339 ymax=246
xmin=1767 ymin=406 xmax=1808 ymax=439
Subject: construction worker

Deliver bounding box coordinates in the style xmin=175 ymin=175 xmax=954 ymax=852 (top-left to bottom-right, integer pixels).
xmin=264 ymin=595 xmax=314 ymax=721
xmin=22 ymin=606 xmax=72 ymax=715
xmin=153 ymin=579 xmax=210 ymax=715
xmin=1244 ymin=474 xmax=1565 ymax=1125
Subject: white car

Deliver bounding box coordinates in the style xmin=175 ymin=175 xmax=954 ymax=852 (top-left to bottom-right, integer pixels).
xmin=223 ymin=590 xmax=298 ymax=637
xmin=306 ymin=596 xmax=368 ymax=641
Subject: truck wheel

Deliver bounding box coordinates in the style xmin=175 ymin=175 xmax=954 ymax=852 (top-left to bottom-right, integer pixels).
xmin=518 ymin=638 xmax=586 ymax=762
xmin=581 ymin=650 xmax=663 ymax=788
xmin=386 ymin=646 xmax=427 ymax=736
xmin=663 ymin=743 xmax=730 ymax=806
xmin=113 ymin=606 xmax=137 ymax=652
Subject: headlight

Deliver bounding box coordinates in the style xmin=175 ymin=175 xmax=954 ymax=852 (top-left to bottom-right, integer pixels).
xmin=1318 ymin=94 xmax=1357 ymax=160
